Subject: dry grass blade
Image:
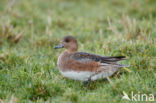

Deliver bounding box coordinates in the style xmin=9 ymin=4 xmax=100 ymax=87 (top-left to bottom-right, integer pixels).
xmin=6 ymin=0 xmax=16 ymax=11
xmin=9 ymin=95 xmax=18 ymax=103
xmin=14 ymin=34 xmax=23 ymax=44
xmin=122 ymin=67 xmax=132 ymax=73
xmin=107 ymin=16 xmax=120 ymax=35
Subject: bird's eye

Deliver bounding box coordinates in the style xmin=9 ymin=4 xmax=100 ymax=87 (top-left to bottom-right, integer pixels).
xmin=65 ymin=39 xmax=69 ymax=43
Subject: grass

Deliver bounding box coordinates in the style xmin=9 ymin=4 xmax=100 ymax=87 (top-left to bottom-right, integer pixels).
xmin=0 ymin=0 xmax=155 ymax=103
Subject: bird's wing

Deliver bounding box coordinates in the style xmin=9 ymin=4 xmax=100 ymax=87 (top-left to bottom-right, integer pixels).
xmin=72 ymin=52 xmax=126 ymax=64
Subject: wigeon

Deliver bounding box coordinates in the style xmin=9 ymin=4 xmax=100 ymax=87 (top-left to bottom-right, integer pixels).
xmin=55 ymin=36 xmax=127 ymax=83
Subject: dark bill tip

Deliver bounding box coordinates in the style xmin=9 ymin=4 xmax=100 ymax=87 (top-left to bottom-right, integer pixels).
xmin=54 ymin=44 xmax=63 ymax=49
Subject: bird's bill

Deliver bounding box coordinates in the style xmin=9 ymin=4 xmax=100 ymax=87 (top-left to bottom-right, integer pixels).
xmin=54 ymin=44 xmax=63 ymax=49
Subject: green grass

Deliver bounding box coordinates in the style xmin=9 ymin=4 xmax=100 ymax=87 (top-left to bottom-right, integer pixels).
xmin=0 ymin=0 xmax=156 ymax=103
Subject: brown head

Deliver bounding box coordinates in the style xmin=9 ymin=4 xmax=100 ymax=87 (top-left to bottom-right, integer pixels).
xmin=55 ymin=36 xmax=78 ymax=52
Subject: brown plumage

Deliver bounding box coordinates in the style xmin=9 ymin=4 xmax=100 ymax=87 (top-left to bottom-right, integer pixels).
xmin=55 ymin=36 xmax=127 ymax=81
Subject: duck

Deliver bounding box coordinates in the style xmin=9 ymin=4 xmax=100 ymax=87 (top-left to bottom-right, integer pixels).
xmin=55 ymin=36 xmax=127 ymax=83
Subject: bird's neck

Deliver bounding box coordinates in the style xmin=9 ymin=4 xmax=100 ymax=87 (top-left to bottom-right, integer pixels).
xmin=66 ymin=49 xmax=77 ymax=54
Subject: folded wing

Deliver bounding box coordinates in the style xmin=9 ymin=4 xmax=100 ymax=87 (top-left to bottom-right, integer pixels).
xmin=72 ymin=52 xmax=126 ymax=64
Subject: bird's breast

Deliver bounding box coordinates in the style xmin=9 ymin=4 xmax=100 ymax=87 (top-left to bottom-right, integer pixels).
xmin=57 ymin=52 xmax=71 ymax=71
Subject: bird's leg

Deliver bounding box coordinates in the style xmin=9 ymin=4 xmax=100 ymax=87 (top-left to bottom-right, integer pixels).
xmin=84 ymin=77 xmax=91 ymax=86
xmin=84 ymin=71 xmax=100 ymax=87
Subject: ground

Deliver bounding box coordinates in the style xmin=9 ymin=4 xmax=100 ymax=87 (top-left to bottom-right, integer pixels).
xmin=0 ymin=0 xmax=155 ymax=103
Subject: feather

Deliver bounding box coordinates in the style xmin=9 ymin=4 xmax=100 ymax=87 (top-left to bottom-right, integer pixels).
xmin=73 ymin=52 xmax=126 ymax=63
